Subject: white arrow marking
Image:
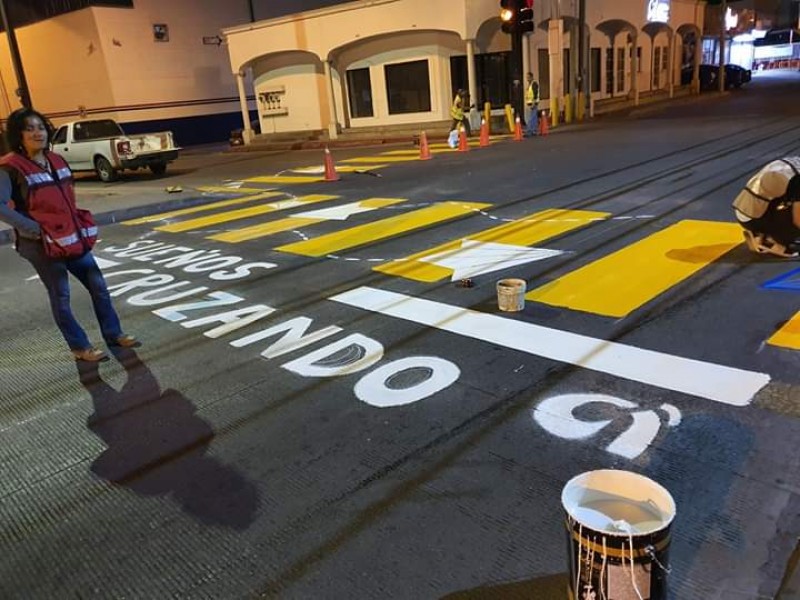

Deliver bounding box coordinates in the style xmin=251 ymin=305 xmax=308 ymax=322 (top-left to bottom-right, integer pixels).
xmin=418 ymin=239 xmax=564 ymax=281
xmin=293 ymin=201 xmax=388 ymax=221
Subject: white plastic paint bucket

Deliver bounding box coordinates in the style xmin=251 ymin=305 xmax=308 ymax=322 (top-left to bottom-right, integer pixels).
xmin=496 ymin=278 xmax=526 ymax=312
xmin=562 ymin=469 xmax=676 ymax=600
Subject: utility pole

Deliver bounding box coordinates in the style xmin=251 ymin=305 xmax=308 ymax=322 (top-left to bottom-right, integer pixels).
xmin=0 ymin=0 xmax=31 ymax=108
xmin=577 ymin=0 xmax=586 ymax=120
xmin=718 ymin=0 xmax=727 ymax=92
xmin=511 ymin=16 xmax=523 ymax=123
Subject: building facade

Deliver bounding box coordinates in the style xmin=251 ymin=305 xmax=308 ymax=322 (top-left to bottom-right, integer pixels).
xmin=223 ymin=0 xmax=706 ymax=144
xmin=0 ymin=0 xmax=257 ymax=145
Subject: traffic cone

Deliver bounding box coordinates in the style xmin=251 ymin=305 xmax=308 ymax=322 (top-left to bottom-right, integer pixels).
xmin=538 ymin=112 xmax=549 ymax=137
xmin=419 ymin=131 xmax=432 ymax=160
xmin=323 ymin=146 xmax=340 ymax=181
xmin=479 ymin=119 xmax=489 ymax=147
xmin=458 ymin=126 xmax=469 ymax=152
xmin=513 ymin=116 xmax=523 ymax=141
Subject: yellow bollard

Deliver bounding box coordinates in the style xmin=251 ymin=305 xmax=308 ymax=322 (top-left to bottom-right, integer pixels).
xmin=484 ymin=102 xmax=492 ymax=134
xmin=504 ymin=104 xmax=515 ymax=133
xmin=564 ymin=94 xmax=573 ymax=124
xmin=549 ymin=97 xmax=559 ymax=128
xmin=576 ymin=91 xmax=586 ymax=122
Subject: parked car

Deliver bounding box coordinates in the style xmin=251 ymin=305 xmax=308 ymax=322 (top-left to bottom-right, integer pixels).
xmin=51 ymin=119 xmax=180 ymax=182
xmin=680 ymin=64 xmax=751 ymax=91
xmin=724 ymin=64 xmax=752 ymax=88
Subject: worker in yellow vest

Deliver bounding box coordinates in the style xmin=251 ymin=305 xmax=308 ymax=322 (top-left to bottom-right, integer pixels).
xmin=524 ymin=72 xmax=540 ymax=137
xmin=450 ymin=89 xmax=471 ymax=137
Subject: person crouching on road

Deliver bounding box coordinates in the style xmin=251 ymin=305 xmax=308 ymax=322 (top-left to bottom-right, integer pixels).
xmin=0 ymin=107 xmax=137 ymax=361
xmin=733 ymin=156 xmax=800 ymax=258
xmin=450 ymin=89 xmax=471 ymax=137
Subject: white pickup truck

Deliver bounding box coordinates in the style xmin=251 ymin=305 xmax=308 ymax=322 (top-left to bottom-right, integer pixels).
xmin=51 ymin=119 xmax=180 ymax=182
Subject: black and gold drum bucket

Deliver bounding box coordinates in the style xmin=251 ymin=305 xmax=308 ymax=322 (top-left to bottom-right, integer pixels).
xmin=561 ymin=470 xmax=676 ymax=600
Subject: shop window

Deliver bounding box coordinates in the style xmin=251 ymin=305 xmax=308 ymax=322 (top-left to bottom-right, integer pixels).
xmin=617 ymin=47 xmax=626 ymax=93
xmin=453 ymin=52 xmax=513 ymax=109
xmin=591 ymin=48 xmax=601 ymax=93
xmin=654 ymin=47 xmax=661 ymax=87
xmin=347 ymin=68 xmax=373 ymax=118
xmin=606 ymin=48 xmax=614 ymax=94
xmin=385 ymin=60 xmax=431 ymax=114
xmin=538 ymin=49 xmax=550 ymax=99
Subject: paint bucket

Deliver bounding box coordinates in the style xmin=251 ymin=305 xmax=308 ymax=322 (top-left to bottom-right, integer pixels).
xmin=562 ymin=469 xmax=675 ymax=600
xmin=496 ymin=278 xmax=526 ymax=312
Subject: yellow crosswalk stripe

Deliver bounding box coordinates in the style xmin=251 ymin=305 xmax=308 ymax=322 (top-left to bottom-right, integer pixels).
xmin=526 ymin=220 xmax=744 ymax=318
xmin=123 ymin=191 xmax=284 ymax=225
xmin=197 ymin=186 xmax=270 ymax=194
xmin=767 ymin=311 xmax=800 ymax=350
xmin=154 ymin=194 xmax=339 ymax=233
xmin=374 ymin=208 xmax=609 ymax=282
xmin=246 ymin=175 xmax=325 ymax=184
xmin=288 ymin=164 xmax=389 ymax=174
xmin=340 ymin=156 xmax=419 ymax=163
xmin=208 ymin=198 xmax=406 ymax=243
xmin=276 ymin=201 xmax=491 ymax=257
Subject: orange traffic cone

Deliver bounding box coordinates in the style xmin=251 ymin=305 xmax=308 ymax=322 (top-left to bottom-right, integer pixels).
xmin=457 ymin=126 xmax=469 ymax=152
xmin=513 ymin=116 xmax=523 ymax=141
xmin=538 ymin=111 xmax=549 ymax=136
xmin=419 ymin=131 xmax=432 ymax=160
xmin=323 ymin=146 xmax=340 ymax=181
xmin=479 ymin=119 xmax=489 ymax=147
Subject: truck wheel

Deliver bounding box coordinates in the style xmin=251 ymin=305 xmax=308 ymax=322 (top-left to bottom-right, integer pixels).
xmin=149 ymin=162 xmax=167 ymax=176
xmin=95 ymin=157 xmax=118 ymax=182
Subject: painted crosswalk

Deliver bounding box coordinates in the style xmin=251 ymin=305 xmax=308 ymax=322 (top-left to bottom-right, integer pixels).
xmin=120 ymin=189 xmax=797 ymax=353
xmin=275 ymin=201 xmax=490 ymax=257
xmin=768 ymin=311 xmax=800 ymax=350
xmin=208 ymin=198 xmax=406 ymax=243
xmin=153 ymin=195 xmax=340 ymax=233
xmin=122 ymin=191 xmax=284 ymax=225
xmin=525 ymin=220 xmax=745 ymax=318
xmin=373 ymin=208 xmax=609 ymax=282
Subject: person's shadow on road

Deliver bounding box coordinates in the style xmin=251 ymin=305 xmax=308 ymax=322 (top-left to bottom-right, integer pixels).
xmin=76 ymin=349 xmax=259 ymax=530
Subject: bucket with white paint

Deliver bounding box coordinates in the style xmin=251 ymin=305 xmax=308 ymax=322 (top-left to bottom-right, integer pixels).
xmin=496 ymin=278 xmax=526 ymax=312
xmin=562 ymin=469 xmax=675 ymax=600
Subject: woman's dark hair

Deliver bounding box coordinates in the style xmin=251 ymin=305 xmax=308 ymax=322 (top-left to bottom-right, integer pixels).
xmin=4 ymin=107 xmax=55 ymax=154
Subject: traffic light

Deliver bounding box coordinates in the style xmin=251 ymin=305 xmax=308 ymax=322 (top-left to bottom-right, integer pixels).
xmin=500 ymin=0 xmax=533 ymax=34
xmin=519 ymin=5 xmax=533 ymax=33
xmin=500 ymin=0 xmax=517 ymax=34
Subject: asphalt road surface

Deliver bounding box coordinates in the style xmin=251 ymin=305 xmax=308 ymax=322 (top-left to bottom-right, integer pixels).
xmin=1 ymin=71 xmax=799 ymax=599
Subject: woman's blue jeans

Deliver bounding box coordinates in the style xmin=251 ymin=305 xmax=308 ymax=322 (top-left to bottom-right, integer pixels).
xmin=18 ymin=238 xmax=123 ymax=350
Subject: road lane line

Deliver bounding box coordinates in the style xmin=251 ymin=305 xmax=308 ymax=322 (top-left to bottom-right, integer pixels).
xmin=275 ymin=201 xmax=491 ymax=257
xmin=526 ymin=220 xmax=744 ymax=317
xmin=329 ymin=286 xmax=770 ymax=406
xmin=767 ymin=311 xmax=800 ymax=350
xmin=122 ymin=191 xmax=284 ymax=225
xmin=154 ymin=195 xmax=339 ymax=233
xmin=373 ymin=208 xmax=609 ymax=282
xmin=208 ymin=198 xmax=406 ymax=243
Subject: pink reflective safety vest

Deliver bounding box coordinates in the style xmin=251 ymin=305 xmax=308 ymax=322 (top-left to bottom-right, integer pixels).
xmin=1 ymin=151 xmax=97 ymax=258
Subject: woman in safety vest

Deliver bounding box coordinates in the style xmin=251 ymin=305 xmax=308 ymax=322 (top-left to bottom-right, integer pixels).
xmin=733 ymin=156 xmax=800 ymax=258
xmin=0 ymin=107 xmax=137 ymax=361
